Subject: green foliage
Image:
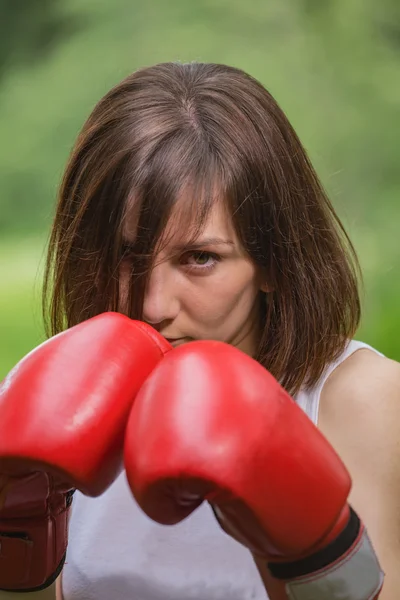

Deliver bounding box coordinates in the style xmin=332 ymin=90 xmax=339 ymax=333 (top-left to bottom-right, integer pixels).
xmin=0 ymin=0 xmax=399 ymax=378
xmin=0 ymin=0 xmax=84 ymax=75
xmin=0 ymin=236 xmax=46 ymax=376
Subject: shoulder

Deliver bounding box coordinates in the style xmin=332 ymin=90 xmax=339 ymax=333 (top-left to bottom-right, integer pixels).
xmin=318 ymin=347 xmax=400 ymax=583
xmin=318 ymin=347 xmax=400 ymax=471
xmin=319 ymin=347 xmax=400 ymax=432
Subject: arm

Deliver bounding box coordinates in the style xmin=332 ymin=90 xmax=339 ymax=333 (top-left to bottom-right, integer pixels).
xmin=124 ymin=340 xmax=384 ymax=599
xmin=56 ymin=576 xmax=63 ymax=600
xmin=0 ymin=314 xmax=171 ymax=594
xmin=319 ymin=349 xmax=400 ymax=600
xmin=0 ymin=506 xmax=67 ymax=600
xmin=0 ymin=583 xmax=56 ymax=600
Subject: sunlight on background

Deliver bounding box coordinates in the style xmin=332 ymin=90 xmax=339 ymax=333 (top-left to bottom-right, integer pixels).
xmin=1 ymin=0 xmax=399 ymax=377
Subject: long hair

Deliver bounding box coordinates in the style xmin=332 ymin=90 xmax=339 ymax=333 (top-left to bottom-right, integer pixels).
xmin=43 ymin=62 xmax=361 ymax=395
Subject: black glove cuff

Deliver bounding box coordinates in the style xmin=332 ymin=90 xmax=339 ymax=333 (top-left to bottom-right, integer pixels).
xmin=268 ymin=506 xmax=360 ymax=580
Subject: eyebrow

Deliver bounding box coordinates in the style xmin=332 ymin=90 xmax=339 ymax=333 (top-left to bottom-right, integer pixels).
xmin=173 ymin=237 xmax=235 ymax=251
xmin=121 ymin=237 xmax=235 ymax=252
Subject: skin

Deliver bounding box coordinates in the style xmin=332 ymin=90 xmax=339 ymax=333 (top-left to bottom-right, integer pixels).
xmin=19 ymin=197 xmax=269 ymax=600
xmin=254 ymin=351 xmax=400 ymax=600
xmin=121 ymin=195 xmax=400 ymax=599
xmin=53 ymin=198 xmax=400 ymax=600
xmin=120 ymin=198 xmax=268 ymax=355
xmin=317 ymin=350 xmax=400 ymax=600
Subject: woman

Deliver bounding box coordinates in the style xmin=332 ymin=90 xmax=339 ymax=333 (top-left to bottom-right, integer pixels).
xmin=3 ymin=62 xmax=400 ymax=599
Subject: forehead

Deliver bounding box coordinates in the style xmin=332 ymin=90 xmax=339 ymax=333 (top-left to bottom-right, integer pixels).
xmin=122 ymin=188 xmax=237 ymax=247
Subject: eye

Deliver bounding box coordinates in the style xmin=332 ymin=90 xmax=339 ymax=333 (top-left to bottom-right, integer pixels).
xmin=180 ymin=251 xmax=221 ymax=273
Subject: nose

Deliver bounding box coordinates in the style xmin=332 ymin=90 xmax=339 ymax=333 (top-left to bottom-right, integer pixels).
xmin=142 ymin=262 xmax=180 ymax=327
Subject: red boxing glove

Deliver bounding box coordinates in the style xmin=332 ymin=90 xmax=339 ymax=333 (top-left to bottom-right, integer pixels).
xmin=0 ymin=312 xmax=171 ymax=592
xmin=125 ymin=340 xmax=384 ymax=600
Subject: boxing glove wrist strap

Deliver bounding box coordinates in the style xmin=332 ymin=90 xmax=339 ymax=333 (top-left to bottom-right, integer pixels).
xmin=268 ymin=507 xmax=384 ymax=599
xmin=0 ymin=539 xmax=67 ymax=593
xmin=0 ymin=476 xmax=73 ymax=593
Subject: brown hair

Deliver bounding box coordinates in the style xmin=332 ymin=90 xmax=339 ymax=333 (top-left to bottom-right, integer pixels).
xmin=43 ymin=61 xmax=361 ymax=395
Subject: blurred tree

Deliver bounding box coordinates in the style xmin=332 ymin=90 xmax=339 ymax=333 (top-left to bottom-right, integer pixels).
xmin=0 ymin=0 xmax=398 ymax=368
xmin=0 ymin=0 xmax=85 ymax=77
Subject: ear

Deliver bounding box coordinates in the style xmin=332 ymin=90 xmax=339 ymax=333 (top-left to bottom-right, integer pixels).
xmin=259 ymin=275 xmax=273 ymax=294
xmin=260 ymin=281 xmax=272 ymax=293
xmin=257 ymin=267 xmax=273 ymax=294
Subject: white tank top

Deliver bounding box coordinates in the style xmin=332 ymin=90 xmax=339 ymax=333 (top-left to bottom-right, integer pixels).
xmin=62 ymin=340 xmax=382 ymax=600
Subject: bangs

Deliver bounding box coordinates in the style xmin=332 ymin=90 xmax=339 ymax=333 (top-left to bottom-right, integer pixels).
xmin=119 ymin=130 xmax=227 ymax=319
xmin=45 ymin=61 xmax=361 ymax=397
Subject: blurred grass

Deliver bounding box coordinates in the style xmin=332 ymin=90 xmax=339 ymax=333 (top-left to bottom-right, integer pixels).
xmin=0 ymin=0 xmax=399 ymax=378
xmin=1 ymin=223 xmax=398 ymax=380
xmin=0 ymin=236 xmax=46 ymax=377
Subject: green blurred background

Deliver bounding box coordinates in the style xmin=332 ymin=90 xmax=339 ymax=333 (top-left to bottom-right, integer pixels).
xmin=1 ymin=0 xmax=399 ymax=378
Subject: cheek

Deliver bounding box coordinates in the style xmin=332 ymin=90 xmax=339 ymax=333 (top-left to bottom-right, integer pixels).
xmin=185 ymin=262 xmax=260 ymax=325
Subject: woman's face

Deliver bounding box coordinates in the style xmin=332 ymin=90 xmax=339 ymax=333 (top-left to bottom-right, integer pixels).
xmin=120 ymin=199 xmax=265 ymax=356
